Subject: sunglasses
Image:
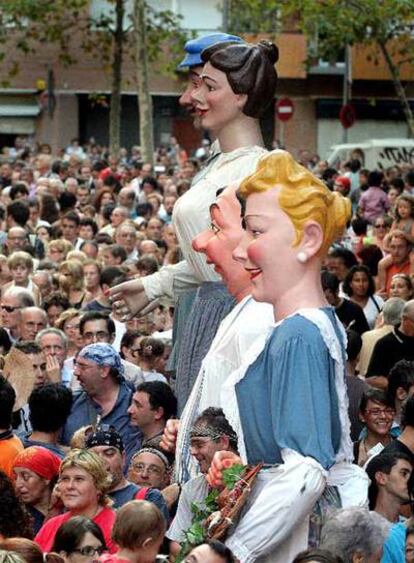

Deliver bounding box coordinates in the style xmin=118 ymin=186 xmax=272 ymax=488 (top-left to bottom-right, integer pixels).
xmin=72 ymin=546 xmax=106 ymax=557
xmin=0 ymin=305 xmax=21 ymax=313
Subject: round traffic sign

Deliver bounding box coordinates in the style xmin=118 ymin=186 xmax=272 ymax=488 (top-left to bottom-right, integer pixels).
xmin=276 ymin=97 xmax=294 ymax=122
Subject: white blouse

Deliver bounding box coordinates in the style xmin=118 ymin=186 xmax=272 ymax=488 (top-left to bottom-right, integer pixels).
xmin=141 ymin=146 xmax=267 ymax=301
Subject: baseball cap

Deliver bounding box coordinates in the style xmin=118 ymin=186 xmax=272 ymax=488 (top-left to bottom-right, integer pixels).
xmin=178 ymin=33 xmax=243 ymax=69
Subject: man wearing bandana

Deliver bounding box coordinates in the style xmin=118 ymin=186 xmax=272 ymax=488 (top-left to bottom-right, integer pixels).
xmin=166 ymin=407 xmax=238 ymax=559
xmin=85 ymin=426 xmax=169 ymax=520
xmin=61 ymin=343 xmax=141 ymax=465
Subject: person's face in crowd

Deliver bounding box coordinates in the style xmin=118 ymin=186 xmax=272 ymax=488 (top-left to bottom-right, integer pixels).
xmin=128 ymin=451 xmax=169 ymax=489
xmin=1 ymin=293 xmax=22 ymax=330
xmin=36 ymin=226 xmax=50 ymax=242
xmin=59 ymin=267 xmax=74 ymax=293
xmin=123 ymin=262 xmax=140 ymax=279
xmin=47 ymin=245 xmax=65 ymax=264
xmin=46 ymin=304 xmax=65 ymax=327
xmin=189 ymin=428 xmax=229 ymax=475
xmin=373 ymin=219 xmax=389 ymax=241
xmin=118 ymin=189 xmax=134 ymax=208
xmin=126 ymin=315 xmax=155 ymax=336
xmin=32 ymin=272 xmax=52 ymax=299
xmin=185 ymin=544 xmax=229 ymax=563
xmin=0 ymin=163 xmax=12 ymax=179
xmin=327 ymin=256 xmax=348 ymax=282
xmin=406 ymin=532 xmax=414 ymax=563
xmin=111 ymin=208 xmax=128 ymax=227
xmin=14 ymin=466 xmax=51 ymax=506
xmin=29 ymin=205 xmax=40 ymax=226
xmin=10 ymin=262 xmax=30 ymax=285
xmin=128 ymin=391 xmax=160 ymax=430
xmin=147 ymin=195 xmax=161 ymax=215
xmin=164 ymin=195 xmax=177 ymax=216
xmin=82 ymin=243 xmax=99 ymax=260
xmin=73 ymin=356 xmax=105 ymax=396
xmin=62 ymin=531 xmax=104 ymax=563
xmin=162 ymin=224 xmax=178 ymax=248
xmin=83 ymin=264 xmax=100 ymax=291
xmin=232 ymin=187 xmax=300 ymax=307
xmin=142 ymin=181 xmax=156 ymax=196
xmin=152 ymin=306 xmax=167 ymax=332
xmin=139 ymin=240 xmax=159 ymax=258
xmin=359 ymin=399 xmax=394 ymax=438
xmin=388 ymin=187 xmax=400 ymax=207
xmin=193 ymin=186 xmax=251 ymax=299
xmin=146 ymin=219 xmax=163 ymax=241
xmin=100 ymin=192 xmax=115 ymax=209
xmin=190 ymin=61 xmax=246 ymax=134
xmin=390 ymin=275 xmax=413 ymax=301
xmin=89 ymin=445 xmax=124 ymax=489
xmin=181 ymin=161 xmax=197 ymax=180
xmin=79 ymin=224 xmax=95 ymax=240
xmin=20 ymin=308 xmax=48 ymax=341
xmin=116 ymin=226 xmax=137 ymax=254
xmin=59 ymin=466 xmax=100 ymax=512
xmin=82 ymin=319 xmax=112 ymax=346
xmin=397 ymin=199 xmax=413 ymax=221
xmin=29 ymin=351 xmax=48 ymax=387
xmin=0 ymin=259 xmax=12 ymax=284
xmin=77 ymin=188 xmax=90 ymax=207
xmin=63 ymin=315 xmax=81 ymax=345
xmin=378 ymin=458 xmax=412 ymax=505
xmin=350 ymin=270 xmax=370 ymax=299
xmin=389 ymin=236 xmax=410 ymax=265
xmin=121 ymin=336 xmax=142 ymax=366
xmin=7 ymin=228 xmax=27 ymax=252
xmin=65 ymin=178 xmax=79 ymax=194
xmin=62 ymin=219 xmax=79 ymax=243
xmin=39 ymin=333 xmax=66 ymax=368
xmin=101 ymin=249 xmax=120 ymax=267
xmin=79 ymin=166 xmax=92 ymax=182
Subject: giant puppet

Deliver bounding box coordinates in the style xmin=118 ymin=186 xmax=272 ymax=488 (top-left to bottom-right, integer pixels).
xmin=206 ymin=151 xmax=368 ymax=562
xmin=110 ymin=40 xmax=278 ymax=413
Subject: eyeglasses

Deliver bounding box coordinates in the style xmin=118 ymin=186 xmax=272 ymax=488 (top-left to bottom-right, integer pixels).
xmin=364 ymin=408 xmax=395 ymax=418
xmin=83 ymin=331 xmax=110 ymax=342
xmin=375 ymin=224 xmax=386 ymax=228
xmin=72 ymin=546 xmax=106 ymax=557
xmin=130 ymin=463 xmax=162 ymax=476
xmin=0 ymin=305 xmax=21 ymax=313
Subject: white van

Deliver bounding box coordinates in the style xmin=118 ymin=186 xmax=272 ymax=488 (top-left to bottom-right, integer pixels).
xmin=326 ymin=138 xmax=414 ymax=170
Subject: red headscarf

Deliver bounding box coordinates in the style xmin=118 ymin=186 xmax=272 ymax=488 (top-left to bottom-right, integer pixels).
xmin=13 ymin=446 xmax=61 ymax=480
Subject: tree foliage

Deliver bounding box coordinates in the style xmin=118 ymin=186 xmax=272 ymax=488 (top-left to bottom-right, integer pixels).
xmin=227 ymin=0 xmax=414 ymax=135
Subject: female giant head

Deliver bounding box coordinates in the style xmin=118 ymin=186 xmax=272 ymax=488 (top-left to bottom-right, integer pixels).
xmin=235 ymin=151 xmax=351 ymax=314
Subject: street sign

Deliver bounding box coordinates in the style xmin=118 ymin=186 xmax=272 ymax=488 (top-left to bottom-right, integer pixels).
xmin=340 ymin=104 xmax=356 ymax=129
xmin=276 ymin=97 xmax=294 ymax=122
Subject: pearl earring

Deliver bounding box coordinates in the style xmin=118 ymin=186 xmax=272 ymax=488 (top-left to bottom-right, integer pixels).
xmin=297 ymin=251 xmax=308 ymax=264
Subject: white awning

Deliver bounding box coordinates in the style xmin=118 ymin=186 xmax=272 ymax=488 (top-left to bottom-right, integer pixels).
xmin=0 ymin=95 xmax=40 ymax=134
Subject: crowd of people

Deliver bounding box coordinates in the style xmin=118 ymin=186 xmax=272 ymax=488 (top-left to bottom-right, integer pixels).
xmin=0 ymin=31 xmax=414 ymax=563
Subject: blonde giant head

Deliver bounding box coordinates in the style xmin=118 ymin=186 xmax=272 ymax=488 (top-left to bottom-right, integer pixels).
xmin=239 ymin=151 xmax=351 ymax=257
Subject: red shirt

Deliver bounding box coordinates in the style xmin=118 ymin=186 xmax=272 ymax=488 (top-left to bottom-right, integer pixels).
xmin=35 ymin=506 xmax=117 ymax=553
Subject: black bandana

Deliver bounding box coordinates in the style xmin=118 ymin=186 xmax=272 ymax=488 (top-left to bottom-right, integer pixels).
xmin=85 ymin=426 xmax=124 ymax=453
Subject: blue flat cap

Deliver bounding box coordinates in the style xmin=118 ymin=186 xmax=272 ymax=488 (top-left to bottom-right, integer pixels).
xmin=178 ymin=33 xmax=243 ymax=69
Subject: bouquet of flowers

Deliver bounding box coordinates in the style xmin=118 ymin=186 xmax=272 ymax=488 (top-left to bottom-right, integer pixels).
xmin=176 ymin=463 xmax=262 ymax=562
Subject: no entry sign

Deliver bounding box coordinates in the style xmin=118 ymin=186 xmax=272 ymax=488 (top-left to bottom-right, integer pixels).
xmin=276 ymin=97 xmax=294 ymax=122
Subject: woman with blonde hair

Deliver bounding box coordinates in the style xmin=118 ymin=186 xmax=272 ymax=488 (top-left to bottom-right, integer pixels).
xmin=58 ymin=260 xmax=86 ymax=309
xmin=35 ymin=449 xmax=116 ymax=554
xmin=55 ymin=310 xmax=83 ymax=358
xmin=47 ymin=240 xmax=73 ymax=265
xmin=208 ymin=151 xmax=368 ymax=562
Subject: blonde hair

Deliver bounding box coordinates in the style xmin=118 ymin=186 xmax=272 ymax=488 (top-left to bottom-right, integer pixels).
xmin=55 ymin=308 xmax=80 ymax=331
xmin=48 ymin=239 xmax=73 ymax=259
xmin=239 ymin=151 xmax=351 ymax=257
xmin=112 ymin=501 xmax=165 ymax=549
xmin=7 ymin=251 xmax=34 ymax=272
xmin=60 ymin=449 xmax=112 ymax=506
xmin=0 ymin=552 xmax=26 ymax=563
xmin=69 ymin=426 xmax=94 ymax=449
xmin=66 ymin=250 xmax=87 ymax=264
xmin=59 ymin=260 xmax=84 ymax=291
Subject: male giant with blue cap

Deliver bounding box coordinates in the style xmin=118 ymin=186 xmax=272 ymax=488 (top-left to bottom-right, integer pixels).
xmin=61 ymin=343 xmax=141 ymax=465
xmin=177 ymin=33 xmax=243 ymax=126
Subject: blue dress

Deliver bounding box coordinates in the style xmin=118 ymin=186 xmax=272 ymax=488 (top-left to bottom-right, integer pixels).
xmin=236 ymin=308 xmax=342 ymax=470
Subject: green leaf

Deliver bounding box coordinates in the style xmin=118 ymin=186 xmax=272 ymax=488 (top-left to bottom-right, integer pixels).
xmin=222 ymin=463 xmax=245 ymax=490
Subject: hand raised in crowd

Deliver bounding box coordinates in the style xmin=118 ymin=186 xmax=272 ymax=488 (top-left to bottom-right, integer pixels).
xmin=107 ymin=278 xmax=150 ymax=321
xmin=45 ymin=354 xmax=61 ymax=383
xmin=159 ymin=418 xmax=180 ymax=453
xmin=207 ymin=450 xmax=243 ymax=488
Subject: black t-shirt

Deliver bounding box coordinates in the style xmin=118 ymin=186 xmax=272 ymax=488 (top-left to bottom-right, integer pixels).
xmin=366 ymin=328 xmax=414 ymax=378
xmin=336 ymin=298 xmax=370 ymax=335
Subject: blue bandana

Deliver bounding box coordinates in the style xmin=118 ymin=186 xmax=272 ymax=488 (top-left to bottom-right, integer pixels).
xmin=78 ymin=343 xmax=124 ymax=377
